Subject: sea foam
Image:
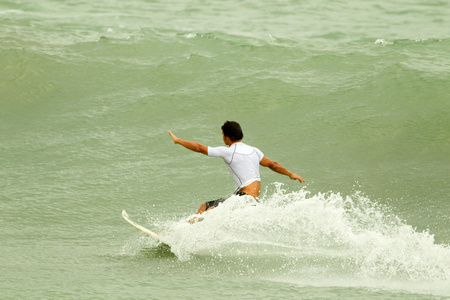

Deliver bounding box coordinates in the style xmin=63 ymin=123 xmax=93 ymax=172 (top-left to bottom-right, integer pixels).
xmin=164 ymin=183 xmax=450 ymax=285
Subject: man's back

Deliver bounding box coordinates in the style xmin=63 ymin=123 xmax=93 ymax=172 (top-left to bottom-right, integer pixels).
xmin=208 ymin=142 xmax=264 ymax=193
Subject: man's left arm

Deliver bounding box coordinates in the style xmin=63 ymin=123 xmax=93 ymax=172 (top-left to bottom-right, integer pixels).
xmin=260 ymin=156 xmax=305 ymax=183
xmin=168 ymin=131 xmax=208 ymax=155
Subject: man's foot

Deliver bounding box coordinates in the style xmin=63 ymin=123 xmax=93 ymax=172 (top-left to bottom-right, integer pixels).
xmin=188 ymin=216 xmax=204 ymax=224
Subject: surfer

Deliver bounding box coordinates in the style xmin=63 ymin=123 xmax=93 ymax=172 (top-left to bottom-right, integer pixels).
xmin=168 ymin=121 xmax=305 ymax=217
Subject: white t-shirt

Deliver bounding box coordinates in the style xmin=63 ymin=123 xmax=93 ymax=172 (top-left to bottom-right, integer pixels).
xmin=208 ymin=142 xmax=264 ymax=192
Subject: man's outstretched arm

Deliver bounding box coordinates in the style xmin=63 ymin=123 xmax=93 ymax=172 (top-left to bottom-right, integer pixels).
xmin=260 ymin=156 xmax=305 ymax=183
xmin=168 ymin=131 xmax=208 ymax=155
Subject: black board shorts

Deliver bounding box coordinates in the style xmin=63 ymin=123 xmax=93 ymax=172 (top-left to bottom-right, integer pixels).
xmin=204 ymin=192 xmax=248 ymax=210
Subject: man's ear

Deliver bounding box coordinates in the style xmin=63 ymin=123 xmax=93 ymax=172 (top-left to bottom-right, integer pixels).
xmin=223 ymin=135 xmax=231 ymax=145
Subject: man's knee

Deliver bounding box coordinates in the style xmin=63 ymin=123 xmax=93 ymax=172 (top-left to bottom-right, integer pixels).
xmin=196 ymin=202 xmax=207 ymax=214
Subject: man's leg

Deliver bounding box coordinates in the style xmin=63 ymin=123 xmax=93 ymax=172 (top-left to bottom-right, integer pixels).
xmin=195 ymin=202 xmax=208 ymax=214
xmin=189 ymin=198 xmax=227 ymax=223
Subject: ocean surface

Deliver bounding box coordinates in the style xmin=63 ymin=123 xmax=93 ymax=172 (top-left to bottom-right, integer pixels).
xmin=1 ymin=0 xmax=449 ymax=299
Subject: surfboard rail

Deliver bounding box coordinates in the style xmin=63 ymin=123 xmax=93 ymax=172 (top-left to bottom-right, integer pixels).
xmin=122 ymin=210 xmax=160 ymax=239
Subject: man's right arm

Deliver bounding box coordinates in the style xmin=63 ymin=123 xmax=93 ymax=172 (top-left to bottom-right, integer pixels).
xmin=168 ymin=131 xmax=208 ymax=155
xmin=260 ymin=156 xmax=305 ymax=183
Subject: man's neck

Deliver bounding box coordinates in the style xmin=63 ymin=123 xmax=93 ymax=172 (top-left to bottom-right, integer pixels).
xmin=227 ymin=140 xmax=242 ymax=147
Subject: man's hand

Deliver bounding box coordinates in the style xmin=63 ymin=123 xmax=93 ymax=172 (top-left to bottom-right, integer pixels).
xmin=289 ymin=173 xmax=305 ymax=183
xmin=168 ymin=131 xmax=179 ymax=144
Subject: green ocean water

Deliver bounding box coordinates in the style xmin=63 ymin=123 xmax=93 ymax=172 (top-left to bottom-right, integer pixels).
xmin=1 ymin=0 xmax=449 ymax=299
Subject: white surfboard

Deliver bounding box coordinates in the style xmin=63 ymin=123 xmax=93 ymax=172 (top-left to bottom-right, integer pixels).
xmin=122 ymin=210 xmax=169 ymax=245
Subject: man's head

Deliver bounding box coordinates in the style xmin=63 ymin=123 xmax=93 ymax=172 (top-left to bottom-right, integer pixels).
xmin=221 ymin=121 xmax=243 ymax=142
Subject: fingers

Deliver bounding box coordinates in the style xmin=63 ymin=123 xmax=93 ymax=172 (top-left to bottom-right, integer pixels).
xmin=292 ymin=174 xmax=305 ymax=183
xmin=168 ymin=131 xmax=178 ymax=143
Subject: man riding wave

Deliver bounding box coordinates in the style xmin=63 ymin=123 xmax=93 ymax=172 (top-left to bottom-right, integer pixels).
xmin=168 ymin=121 xmax=305 ymax=216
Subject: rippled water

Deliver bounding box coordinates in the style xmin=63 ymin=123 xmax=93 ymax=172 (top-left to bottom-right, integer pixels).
xmin=1 ymin=0 xmax=449 ymax=298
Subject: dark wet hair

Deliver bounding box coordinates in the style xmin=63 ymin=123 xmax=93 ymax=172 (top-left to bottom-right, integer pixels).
xmin=222 ymin=121 xmax=243 ymax=142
